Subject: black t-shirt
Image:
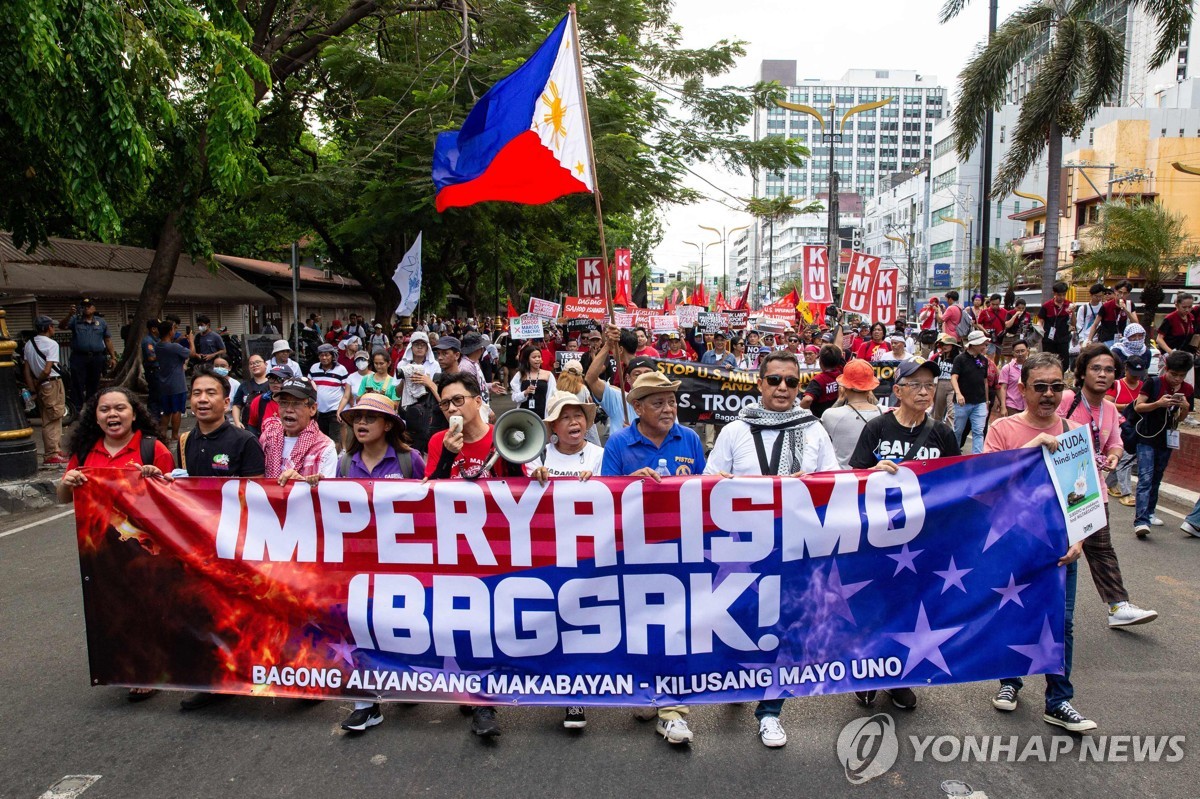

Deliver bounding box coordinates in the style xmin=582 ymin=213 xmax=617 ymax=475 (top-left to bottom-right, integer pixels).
xmin=951 ymin=352 xmax=989 ymax=404
xmin=848 ymin=413 xmax=961 ymax=468
xmin=182 ymin=422 xmax=266 ymax=476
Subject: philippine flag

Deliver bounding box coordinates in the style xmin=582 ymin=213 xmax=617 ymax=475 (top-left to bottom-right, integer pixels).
xmin=432 ymin=15 xmax=593 ymax=212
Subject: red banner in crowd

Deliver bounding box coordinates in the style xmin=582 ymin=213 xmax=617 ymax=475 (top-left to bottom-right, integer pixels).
xmin=871 ymin=266 xmax=899 ymax=326
xmin=801 ymin=245 xmax=832 ymax=305
xmin=528 ymin=297 xmax=562 ymax=320
xmin=613 ymin=248 xmax=633 ymax=307
xmin=576 ymin=257 xmax=604 ymax=298
xmin=563 ymin=295 xmax=608 ymax=320
xmin=843 ymin=252 xmax=881 ymax=318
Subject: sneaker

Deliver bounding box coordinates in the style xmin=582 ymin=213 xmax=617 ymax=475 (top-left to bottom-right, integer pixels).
xmin=471 ymin=706 xmax=500 ymax=737
xmin=854 ymin=690 xmax=877 ymax=706
xmin=1119 ymin=495 xmax=1136 ymax=507
xmin=1134 ymin=524 xmax=1151 ymax=539
xmin=43 ymin=454 xmax=70 ymax=465
xmin=632 ymin=707 xmax=658 ymax=721
xmin=886 ymin=687 xmax=917 ymax=710
xmin=992 ymin=684 xmax=1019 ymax=711
xmin=1043 ymin=701 xmax=1097 ymax=732
xmin=563 ymin=707 xmax=586 ymax=729
xmin=1108 ymin=601 xmax=1158 ymax=627
xmin=1181 ymin=520 xmax=1200 ymax=537
xmin=179 ymin=692 xmax=226 ymax=711
xmin=1150 ymin=515 xmax=1165 ymax=527
xmin=341 ymin=704 xmax=382 ymax=731
xmin=758 ymin=716 xmax=787 ymax=748
xmin=656 ymin=718 xmax=694 ymax=744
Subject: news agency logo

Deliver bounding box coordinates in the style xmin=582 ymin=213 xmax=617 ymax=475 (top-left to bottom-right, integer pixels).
xmin=837 ymin=712 xmax=898 ymax=784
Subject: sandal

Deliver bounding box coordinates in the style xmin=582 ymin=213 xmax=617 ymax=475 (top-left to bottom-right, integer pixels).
xmin=127 ymin=688 xmax=159 ymax=702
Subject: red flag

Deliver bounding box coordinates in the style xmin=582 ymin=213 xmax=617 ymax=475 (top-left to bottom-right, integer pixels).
xmin=506 ymin=299 xmax=519 ymax=319
xmin=732 ymin=282 xmax=751 ymax=311
xmin=690 ymin=283 xmax=708 ymax=309
xmin=715 ymin=291 xmax=730 ymax=312
xmin=664 ymin=288 xmax=679 ymax=313
xmin=780 ymin=288 xmax=799 ymax=307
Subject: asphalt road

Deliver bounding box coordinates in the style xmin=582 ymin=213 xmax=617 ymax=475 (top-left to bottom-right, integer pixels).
xmin=2 ymin=491 xmax=1198 ymax=799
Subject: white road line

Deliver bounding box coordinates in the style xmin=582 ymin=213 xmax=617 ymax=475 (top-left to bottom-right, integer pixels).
xmin=1154 ymin=505 xmax=1184 ymax=520
xmin=0 ymin=509 xmax=74 ymax=539
xmin=37 ymin=775 xmax=101 ymax=799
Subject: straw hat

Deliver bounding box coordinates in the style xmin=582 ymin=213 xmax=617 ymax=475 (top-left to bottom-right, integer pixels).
xmin=341 ymin=391 xmax=404 ymax=426
xmin=543 ymin=391 xmax=597 ymax=429
xmin=627 ymin=371 xmax=681 ymax=402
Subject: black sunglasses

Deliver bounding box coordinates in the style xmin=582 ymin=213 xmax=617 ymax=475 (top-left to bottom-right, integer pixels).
xmin=764 ymin=375 xmax=800 ymax=388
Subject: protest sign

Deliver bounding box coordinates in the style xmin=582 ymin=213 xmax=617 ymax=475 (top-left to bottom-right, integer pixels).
xmin=576 ymin=258 xmax=604 ymax=298
xmin=614 ymin=312 xmax=635 ymax=328
xmin=528 ymin=297 xmax=562 ymax=320
xmin=76 ymin=453 xmax=1067 ymax=704
xmin=1042 ymin=427 xmax=1105 ymax=545
xmin=801 ymin=245 xmax=832 ymax=304
xmin=844 ymin=252 xmax=881 ymax=317
xmin=723 ymin=310 xmax=749 ymax=331
xmin=676 ymin=305 xmax=702 ymax=327
xmin=563 ymin=295 xmax=608 ymax=320
xmin=512 ymin=313 xmax=545 ymax=340
xmin=554 ymin=350 xmax=585 ymax=371
xmin=697 ymin=312 xmax=723 ymax=334
xmin=651 ymin=314 xmax=678 ymax=335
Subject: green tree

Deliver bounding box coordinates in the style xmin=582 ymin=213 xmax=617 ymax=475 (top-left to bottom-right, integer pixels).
xmin=985 ymin=244 xmax=1034 ymax=306
xmin=744 ymin=194 xmax=822 ymax=302
xmin=944 ymin=0 xmax=1192 ymax=301
xmin=1072 ymin=201 xmax=1197 ymax=326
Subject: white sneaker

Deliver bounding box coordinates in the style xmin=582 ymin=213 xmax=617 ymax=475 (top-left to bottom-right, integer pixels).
xmin=1150 ymin=515 xmax=1165 ymax=527
xmin=758 ymin=716 xmax=787 ymax=748
xmin=656 ymin=718 xmax=694 ymax=744
xmin=632 ymin=707 xmax=658 ymax=721
xmin=1181 ymin=520 xmax=1200 ymax=537
xmin=1108 ymin=601 xmax=1159 ymax=627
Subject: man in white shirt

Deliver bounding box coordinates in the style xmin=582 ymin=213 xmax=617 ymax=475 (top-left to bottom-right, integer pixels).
xmin=704 ymin=349 xmax=838 ymax=748
xmin=23 ymin=316 xmax=68 ymax=464
xmin=309 ymin=343 xmax=350 ymax=442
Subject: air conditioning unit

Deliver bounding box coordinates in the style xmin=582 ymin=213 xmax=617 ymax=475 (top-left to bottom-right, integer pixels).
xmin=1070 ymin=240 xmax=1082 ymax=253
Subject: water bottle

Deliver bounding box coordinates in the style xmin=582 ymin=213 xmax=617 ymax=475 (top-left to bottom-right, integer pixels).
xmin=655 ymin=458 xmax=671 ymax=477
xmin=21 ymin=387 xmax=36 ymax=413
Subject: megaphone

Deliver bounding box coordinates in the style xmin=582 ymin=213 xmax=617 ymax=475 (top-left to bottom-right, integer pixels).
xmin=474 ymin=408 xmax=548 ymax=477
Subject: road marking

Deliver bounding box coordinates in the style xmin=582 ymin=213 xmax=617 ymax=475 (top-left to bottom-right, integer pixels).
xmin=1154 ymin=505 xmax=1184 ymax=520
xmin=38 ymin=775 xmax=101 ymax=799
xmin=0 ymin=509 xmax=74 ymax=539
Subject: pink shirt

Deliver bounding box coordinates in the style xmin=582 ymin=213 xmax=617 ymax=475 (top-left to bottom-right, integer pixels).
xmin=999 ymin=361 xmax=1025 ymax=411
xmin=1057 ymin=390 xmax=1122 ymax=505
xmin=942 ymin=304 xmax=962 ymax=337
xmin=984 ymin=414 xmax=1081 ymax=454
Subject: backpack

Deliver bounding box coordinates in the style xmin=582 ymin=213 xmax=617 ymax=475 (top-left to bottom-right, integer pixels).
xmin=338 ymin=449 xmax=412 ymax=478
xmin=954 ymin=307 xmax=973 ymax=339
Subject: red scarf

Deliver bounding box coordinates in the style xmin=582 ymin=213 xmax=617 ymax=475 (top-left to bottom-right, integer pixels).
xmin=260 ymin=416 xmax=332 ymax=478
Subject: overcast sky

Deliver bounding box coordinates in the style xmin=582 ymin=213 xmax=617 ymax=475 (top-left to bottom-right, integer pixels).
xmin=651 ymin=0 xmax=1022 ymax=273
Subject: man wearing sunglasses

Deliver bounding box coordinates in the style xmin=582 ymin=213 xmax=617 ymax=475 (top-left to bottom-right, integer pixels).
xmin=982 ymin=351 xmax=1094 ymax=733
xmin=704 ymin=349 xmax=838 ymax=748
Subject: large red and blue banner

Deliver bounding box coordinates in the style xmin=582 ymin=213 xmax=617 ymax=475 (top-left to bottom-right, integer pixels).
xmin=76 ymin=453 xmax=1069 ymax=704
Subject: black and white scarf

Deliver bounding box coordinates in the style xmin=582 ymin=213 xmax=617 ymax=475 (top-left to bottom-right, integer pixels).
xmin=738 ymin=404 xmax=818 ymax=475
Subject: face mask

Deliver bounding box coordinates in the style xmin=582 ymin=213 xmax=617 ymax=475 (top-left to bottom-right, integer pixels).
xmin=355 ymin=359 xmax=369 ymax=371
xmin=213 ymin=367 xmax=229 ymax=377
xmin=198 ymin=325 xmax=208 ymax=333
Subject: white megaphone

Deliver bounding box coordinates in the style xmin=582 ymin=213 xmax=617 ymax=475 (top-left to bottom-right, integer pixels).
xmin=473 ymin=408 xmax=548 ymax=478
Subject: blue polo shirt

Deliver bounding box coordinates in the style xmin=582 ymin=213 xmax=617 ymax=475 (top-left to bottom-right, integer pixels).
xmin=65 ymin=315 xmax=110 ymax=353
xmin=601 ymin=420 xmax=706 ymax=477
xmin=194 ymin=330 xmax=225 ymax=355
xmin=594 ymin=383 xmax=637 ymax=433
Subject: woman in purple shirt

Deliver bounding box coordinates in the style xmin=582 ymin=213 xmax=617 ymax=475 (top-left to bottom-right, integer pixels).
xmin=338 ymin=392 xmax=425 ymax=480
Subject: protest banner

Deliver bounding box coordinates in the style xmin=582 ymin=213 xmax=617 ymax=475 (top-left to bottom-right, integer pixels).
xmin=576 ymin=258 xmax=604 ymax=298
xmin=528 ymin=297 xmax=562 ymax=320
xmin=844 ymin=252 xmax=881 ymax=317
xmin=613 ymin=248 xmax=633 ymax=307
xmin=565 ymin=318 xmax=599 ymax=334
xmin=563 ymin=295 xmax=608 ymax=320
xmin=696 ymin=312 xmax=723 ymax=334
xmin=554 ymin=350 xmax=585 ymax=371
xmin=1042 ymin=427 xmax=1105 ymax=545
xmin=632 ymin=308 xmax=655 ymax=329
xmin=871 ymin=267 xmax=899 ymax=326
xmin=723 ymin=310 xmax=749 ymax=330
xmin=642 ymin=358 xmax=899 ymax=424
xmin=760 ymin=302 xmax=797 ymax=323
xmin=801 ymin=245 xmax=832 ymax=304
xmin=76 ymin=455 xmax=1069 ymax=704
xmin=614 ymin=311 xmax=635 ymax=328
xmin=511 ymin=313 xmax=545 ymax=340
xmin=676 ymin=305 xmax=702 ymax=327
xmin=650 ymin=314 xmax=678 ymax=335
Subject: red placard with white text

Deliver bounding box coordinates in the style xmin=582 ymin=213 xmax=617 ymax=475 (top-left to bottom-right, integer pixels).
xmin=577 ymin=258 xmax=604 ymax=298
xmin=563 ymin=295 xmax=608 ymax=320
xmin=843 ymin=252 xmax=881 ymax=318
xmin=528 ymin=297 xmax=562 ymax=320
xmin=613 ymin=248 xmax=633 ymax=306
xmin=870 ymin=267 xmax=899 ymax=326
xmin=801 ymin=246 xmax=832 ymax=305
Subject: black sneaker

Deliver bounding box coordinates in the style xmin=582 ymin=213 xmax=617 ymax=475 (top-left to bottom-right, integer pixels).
xmin=854 ymin=690 xmax=877 ymax=706
xmin=341 ymin=704 xmax=383 ymax=732
xmin=886 ymin=688 xmax=917 ymax=709
xmin=179 ymin=692 xmax=226 ymax=712
xmin=992 ymin=684 xmax=1019 ymax=711
xmin=472 ymin=706 xmax=501 ymax=737
xmin=1043 ymin=701 xmax=1097 ymax=732
xmin=563 ymin=706 xmax=586 ymax=729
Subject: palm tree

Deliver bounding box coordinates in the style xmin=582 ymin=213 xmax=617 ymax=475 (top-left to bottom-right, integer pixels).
xmin=1072 ymin=201 xmax=1197 ymax=326
xmin=943 ymin=0 xmax=1192 ymax=301
xmin=745 ymin=195 xmax=824 ymax=304
xmin=987 ymin=244 xmax=1034 ymax=306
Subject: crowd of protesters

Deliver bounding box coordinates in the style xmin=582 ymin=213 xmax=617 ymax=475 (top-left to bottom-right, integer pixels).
xmin=40 ymin=282 xmax=1199 ymax=748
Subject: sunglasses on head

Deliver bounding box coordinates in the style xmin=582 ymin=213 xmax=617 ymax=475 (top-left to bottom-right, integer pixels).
xmin=764 ymin=375 xmax=800 ymax=388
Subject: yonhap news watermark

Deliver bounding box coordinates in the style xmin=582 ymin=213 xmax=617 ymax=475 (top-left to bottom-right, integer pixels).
xmin=837 ymin=714 xmax=1186 ymax=784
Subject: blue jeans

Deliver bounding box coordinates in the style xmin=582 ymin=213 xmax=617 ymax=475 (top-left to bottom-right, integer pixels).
xmin=1186 ymin=498 xmax=1200 ymax=529
xmin=1000 ymin=560 xmax=1077 ymax=711
xmin=953 ymin=401 xmax=989 ymax=454
xmin=755 ymin=698 xmax=784 ymax=720
xmin=1135 ymin=444 xmax=1172 ymax=527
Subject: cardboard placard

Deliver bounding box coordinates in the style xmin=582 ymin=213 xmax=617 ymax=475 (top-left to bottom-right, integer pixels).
xmin=528 ymin=297 xmax=562 ymax=320
xmin=512 ymin=313 xmax=545 ymax=340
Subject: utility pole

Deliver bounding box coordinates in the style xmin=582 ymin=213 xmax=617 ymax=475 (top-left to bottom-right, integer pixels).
xmin=979 ymin=0 xmax=998 ymax=296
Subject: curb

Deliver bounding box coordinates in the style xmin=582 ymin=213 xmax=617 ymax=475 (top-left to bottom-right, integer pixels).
xmin=0 ymin=474 xmax=61 ymax=516
xmin=1158 ymin=481 xmax=1199 ymax=513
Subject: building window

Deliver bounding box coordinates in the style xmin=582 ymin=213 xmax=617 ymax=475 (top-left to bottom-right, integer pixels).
xmin=999 ymin=125 xmax=1005 ymax=143
xmin=933 ymin=136 xmax=955 ymax=159
xmin=929 ymin=241 xmax=953 ymax=258
xmin=932 ymin=168 xmax=957 ymax=191
xmin=931 ymin=204 xmax=953 ymax=225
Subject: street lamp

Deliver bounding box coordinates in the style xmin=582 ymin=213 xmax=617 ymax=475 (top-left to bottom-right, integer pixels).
xmin=775 ymin=95 xmax=895 ymax=266
xmin=682 ymin=240 xmax=721 ymax=304
xmin=943 ymin=215 xmax=974 ymax=295
xmin=885 ymin=226 xmax=917 ymax=322
xmin=698 ymin=224 xmax=750 ymax=299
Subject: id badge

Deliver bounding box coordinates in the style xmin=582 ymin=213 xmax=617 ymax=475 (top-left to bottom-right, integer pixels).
xmin=1046 ymin=325 xmax=1056 ymax=342
xmin=1166 ymin=429 xmax=1181 ymax=450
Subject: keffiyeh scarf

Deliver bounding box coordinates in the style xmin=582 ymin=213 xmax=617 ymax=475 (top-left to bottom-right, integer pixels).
xmin=738 ymin=404 xmax=818 ymax=475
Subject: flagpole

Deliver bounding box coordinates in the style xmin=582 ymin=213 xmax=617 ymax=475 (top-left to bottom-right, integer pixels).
xmin=569 ymin=4 xmax=627 ymax=424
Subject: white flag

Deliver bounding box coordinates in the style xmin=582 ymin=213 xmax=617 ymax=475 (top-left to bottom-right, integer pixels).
xmin=393 ymin=232 xmax=422 ymax=317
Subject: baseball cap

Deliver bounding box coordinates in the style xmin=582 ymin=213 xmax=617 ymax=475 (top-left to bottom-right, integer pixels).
xmin=460 ymin=333 xmax=485 ymax=356
xmin=1124 ymin=355 xmax=1149 ymax=374
xmin=895 ymin=359 xmax=939 ymax=381
xmin=627 ymin=356 xmax=657 ymax=374
xmin=266 ymin=367 xmax=291 ymax=382
xmin=277 ymin=378 xmax=317 ymax=401
xmin=35 ymin=315 xmax=55 ymax=331
xmin=434 ymin=336 xmax=462 ymax=351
